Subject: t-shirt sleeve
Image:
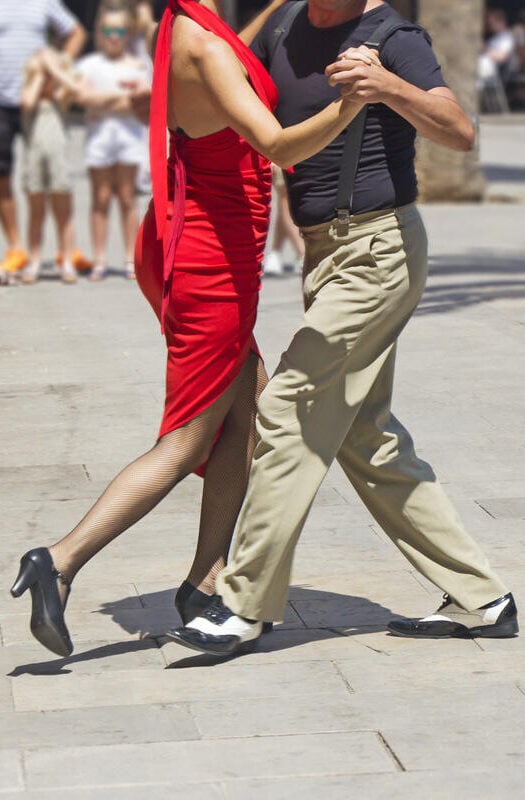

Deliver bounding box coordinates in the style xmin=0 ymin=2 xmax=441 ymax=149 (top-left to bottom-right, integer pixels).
xmin=382 ymin=28 xmax=447 ymax=91
xmin=251 ymin=23 xmax=271 ymax=69
xmin=250 ymin=5 xmax=291 ymax=70
xmin=46 ymin=0 xmax=78 ymax=38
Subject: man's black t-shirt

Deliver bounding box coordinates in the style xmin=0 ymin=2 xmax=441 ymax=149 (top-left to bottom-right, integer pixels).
xmin=251 ymin=3 xmax=446 ymax=226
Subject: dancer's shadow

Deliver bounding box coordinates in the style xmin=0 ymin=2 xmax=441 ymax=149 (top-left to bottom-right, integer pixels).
xmin=7 ymin=639 xmax=159 ymax=677
xmin=7 ymin=585 xmax=396 ymax=675
xmin=164 ymin=584 xmax=394 ymax=669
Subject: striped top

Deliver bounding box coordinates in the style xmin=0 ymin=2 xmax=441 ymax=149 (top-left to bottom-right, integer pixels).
xmin=0 ymin=0 xmax=77 ymax=107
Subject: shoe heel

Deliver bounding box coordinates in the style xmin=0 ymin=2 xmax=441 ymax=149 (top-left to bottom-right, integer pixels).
xmin=262 ymin=621 xmax=273 ymax=634
xmin=11 ymin=558 xmax=38 ymax=598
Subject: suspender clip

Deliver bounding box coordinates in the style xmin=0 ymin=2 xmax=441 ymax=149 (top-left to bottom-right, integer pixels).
xmin=335 ymin=208 xmax=351 ymax=224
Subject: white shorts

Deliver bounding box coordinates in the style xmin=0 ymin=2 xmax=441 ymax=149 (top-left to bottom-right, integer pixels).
xmin=84 ymin=116 xmax=144 ymax=169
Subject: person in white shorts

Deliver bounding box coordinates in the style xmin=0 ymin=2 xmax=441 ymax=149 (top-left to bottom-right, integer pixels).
xmin=75 ymin=0 xmax=151 ymax=280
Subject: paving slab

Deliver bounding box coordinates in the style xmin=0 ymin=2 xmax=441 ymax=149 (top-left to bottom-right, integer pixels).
xmin=222 ymin=770 xmax=525 ymax=800
xmin=2 ymin=788 xmax=225 ymax=800
xmin=23 ymin=733 xmax=396 ymax=789
xmin=0 ymin=788 xmax=223 ymax=800
xmin=0 ymin=750 xmax=24 ymax=792
xmin=11 ymin=660 xmax=349 ymax=712
xmin=0 ymin=703 xmax=199 ymax=749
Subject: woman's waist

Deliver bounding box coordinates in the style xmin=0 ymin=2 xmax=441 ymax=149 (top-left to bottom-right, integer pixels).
xmin=169 ymin=129 xmax=270 ymax=171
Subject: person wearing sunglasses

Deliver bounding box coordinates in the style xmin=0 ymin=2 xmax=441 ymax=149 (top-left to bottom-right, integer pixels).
xmin=74 ymin=0 xmax=151 ymax=280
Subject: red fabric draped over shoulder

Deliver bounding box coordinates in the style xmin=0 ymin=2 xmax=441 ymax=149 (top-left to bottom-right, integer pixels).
xmin=149 ymin=0 xmax=278 ymax=330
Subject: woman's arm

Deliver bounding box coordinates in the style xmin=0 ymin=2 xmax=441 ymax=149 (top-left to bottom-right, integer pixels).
xmin=238 ymin=0 xmax=289 ymax=46
xmin=189 ymin=36 xmax=364 ymax=168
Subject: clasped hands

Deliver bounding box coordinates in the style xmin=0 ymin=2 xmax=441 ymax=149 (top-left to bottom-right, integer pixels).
xmin=326 ymin=45 xmax=394 ymax=103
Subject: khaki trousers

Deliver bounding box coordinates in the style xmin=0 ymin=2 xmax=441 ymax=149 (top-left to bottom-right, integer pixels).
xmin=217 ymin=204 xmax=508 ymax=621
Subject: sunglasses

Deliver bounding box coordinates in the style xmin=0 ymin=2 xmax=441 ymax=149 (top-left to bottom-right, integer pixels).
xmin=101 ymin=26 xmax=128 ymax=37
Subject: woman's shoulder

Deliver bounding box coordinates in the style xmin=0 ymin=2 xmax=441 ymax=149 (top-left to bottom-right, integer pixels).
xmin=172 ymin=14 xmax=235 ymax=66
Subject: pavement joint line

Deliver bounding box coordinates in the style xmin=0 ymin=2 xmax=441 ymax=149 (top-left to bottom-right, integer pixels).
xmin=331 ymin=659 xmax=355 ymax=695
xmin=81 ymin=463 xmax=92 ymax=481
xmin=287 ymin=600 xmax=307 ymax=628
xmin=376 ymin=730 xmax=406 ymax=772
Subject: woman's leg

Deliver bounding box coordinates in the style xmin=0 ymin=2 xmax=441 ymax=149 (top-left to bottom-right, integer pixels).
xmin=50 ymin=192 xmax=76 ymax=282
xmin=27 ymin=192 xmax=46 ymax=264
xmin=114 ymin=163 xmax=139 ymax=275
xmin=48 ymin=371 xmax=246 ymax=593
xmin=50 ymin=192 xmax=74 ymax=260
xmin=187 ymin=351 xmax=268 ymax=594
xmin=89 ymin=166 xmax=113 ymax=277
xmin=22 ymin=193 xmax=46 ymax=282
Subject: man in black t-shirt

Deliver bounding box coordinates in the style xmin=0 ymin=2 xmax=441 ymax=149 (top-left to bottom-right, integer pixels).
xmin=171 ymin=1 xmax=518 ymax=657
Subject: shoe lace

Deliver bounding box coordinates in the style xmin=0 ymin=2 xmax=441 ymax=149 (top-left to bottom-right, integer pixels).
xmin=202 ymin=596 xmax=233 ymax=624
xmin=437 ymin=594 xmax=450 ymax=612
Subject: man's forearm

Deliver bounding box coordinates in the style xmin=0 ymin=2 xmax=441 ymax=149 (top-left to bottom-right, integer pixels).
xmin=62 ymin=24 xmax=86 ymax=58
xmin=238 ymin=0 xmax=288 ymax=46
xmin=383 ymin=80 xmax=474 ymax=152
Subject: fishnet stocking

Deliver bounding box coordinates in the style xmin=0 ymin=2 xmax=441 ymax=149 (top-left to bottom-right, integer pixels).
xmin=188 ymin=351 xmax=268 ymax=594
xmin=49 ymin=369 xmax=246 ymax=599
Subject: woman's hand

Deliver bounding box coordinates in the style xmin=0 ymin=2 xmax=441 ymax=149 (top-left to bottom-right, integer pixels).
xmin=325 ymin=46 xmax=398 ymax=104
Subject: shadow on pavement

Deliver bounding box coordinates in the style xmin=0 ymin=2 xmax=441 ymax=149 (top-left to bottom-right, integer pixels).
xmin=483 ymin=164 xmax=525 ymax=183
xmin=7 ymin=639 xmax=159 ymax=677
xmin=418 ymin=253 xmax=525 ymax=315
xmin=6 ymin=586 xmax=395 ymax=675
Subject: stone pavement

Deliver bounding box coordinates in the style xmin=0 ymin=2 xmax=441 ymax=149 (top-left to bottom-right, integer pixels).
xmin=0 ymin=118 xmax=524 ymax=798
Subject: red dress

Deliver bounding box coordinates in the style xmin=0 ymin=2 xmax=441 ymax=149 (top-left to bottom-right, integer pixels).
xmin=134 ymin=0 xmax=278 ymax=446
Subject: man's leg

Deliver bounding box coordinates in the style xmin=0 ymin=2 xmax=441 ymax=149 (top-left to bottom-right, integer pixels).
xmin=336 ymin=346 xmax=509 ymax=613
xmin=0 ymin=107 xmax=27 ymax=275
xmin=0 ymin=175 xmax=21 ymax=249
xmin=216 ymin=206 xmax=430 ymax=622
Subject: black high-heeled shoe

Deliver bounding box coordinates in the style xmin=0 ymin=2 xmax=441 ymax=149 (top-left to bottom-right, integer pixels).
xmin=11 ymin=548 xmax=73 ymax=657
xmin=174 ymin=580 xmax=273 ymax=632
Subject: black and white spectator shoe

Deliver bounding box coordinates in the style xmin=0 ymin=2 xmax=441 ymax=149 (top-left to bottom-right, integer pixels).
xmin=388 ymin=593 xmax=518 ymax=638
xmin=167 ymin=595 xmax=262 ymax=657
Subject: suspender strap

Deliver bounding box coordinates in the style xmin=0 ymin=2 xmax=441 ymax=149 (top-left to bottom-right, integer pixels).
xmin=334 ymin=16 xmax=425 ymax=221
xmin=334 ymin=107 xmax=368 ymax=223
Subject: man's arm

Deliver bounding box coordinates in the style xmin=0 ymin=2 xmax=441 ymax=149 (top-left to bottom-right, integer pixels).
xmin=60 ymin=23 xmax=86 ymax=58
xmin=326 ymin=51 xmax=474 ymax=152
xmin=238 ymin=0 xmax=289 ymax=46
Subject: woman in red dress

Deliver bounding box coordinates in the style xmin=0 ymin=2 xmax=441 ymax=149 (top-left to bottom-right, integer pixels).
xmin=11 ymin=0 xmax=363 ymax=657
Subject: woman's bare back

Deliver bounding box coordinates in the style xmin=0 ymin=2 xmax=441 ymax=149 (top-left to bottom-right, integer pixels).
xmin=167 ymin=13 xmax=248 ymax=138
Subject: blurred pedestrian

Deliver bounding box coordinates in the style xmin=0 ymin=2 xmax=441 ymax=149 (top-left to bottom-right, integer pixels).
xmin=75 ymin=0 xmax=151 ymax=280
xmin=263 ymin=163 xmax=305 ymax=276
xmin=0 ymin=0 xmax=85 ymax=285
xmin=513 ymin=10 xmax=525 ymax=71
xmin=479 ymin=7 xmax=520 ymax=89
xmin=127 ymin=1 xmax=156 ymax=195
xmin=20 ymin=49 xmax=92 ymax=284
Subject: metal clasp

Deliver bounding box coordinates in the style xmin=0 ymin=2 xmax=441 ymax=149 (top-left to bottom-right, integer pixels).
xmin=335 ymin=208 xmax=351 ymax=224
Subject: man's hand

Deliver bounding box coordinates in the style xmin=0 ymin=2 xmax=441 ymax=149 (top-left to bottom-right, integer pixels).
xmin=327 ymin=46 xmax=474 ymax=151
xmin=325 ymin=45 xmax=398 ymax=104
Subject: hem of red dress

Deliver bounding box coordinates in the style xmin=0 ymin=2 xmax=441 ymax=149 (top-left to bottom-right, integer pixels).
xmin=156 ymin=342 xmax=262 ymax=476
